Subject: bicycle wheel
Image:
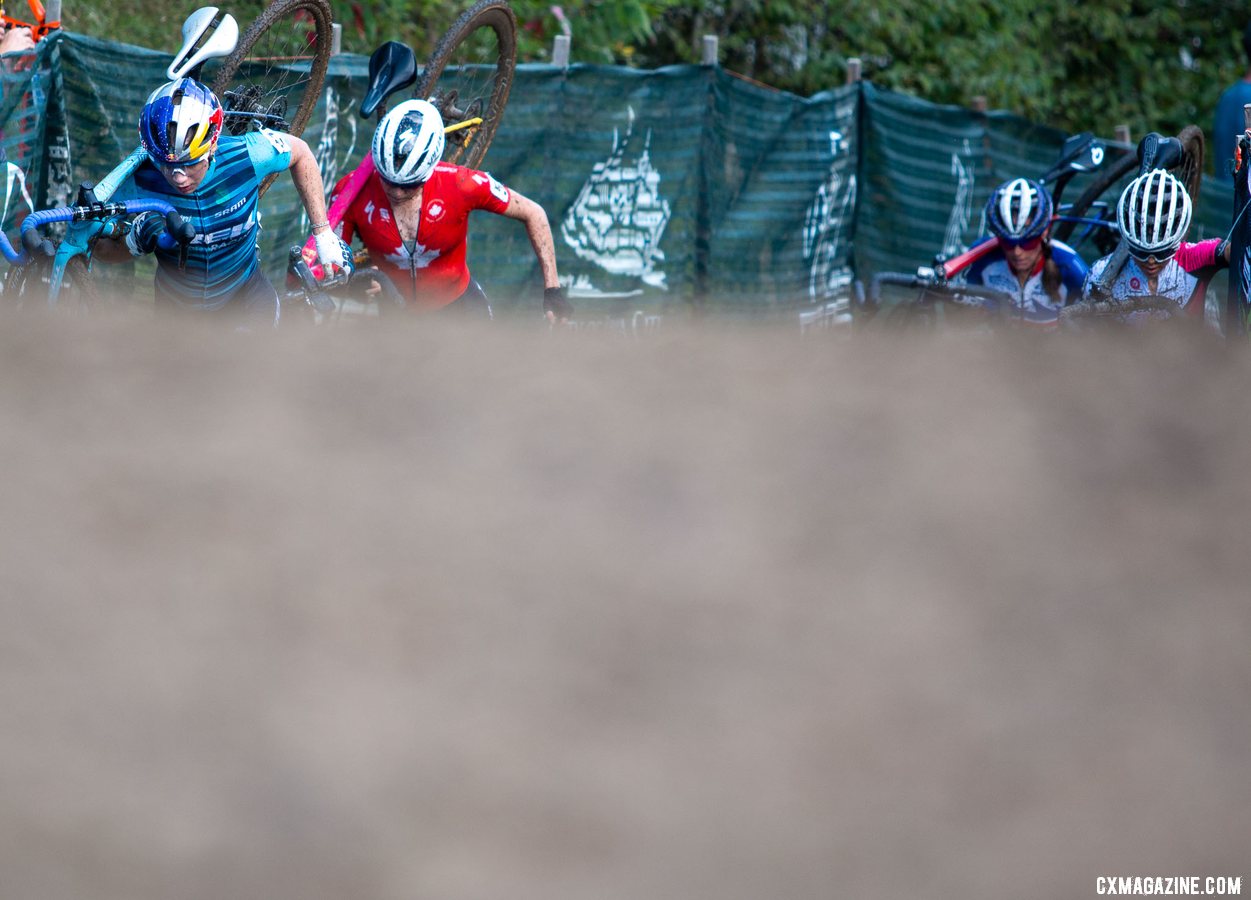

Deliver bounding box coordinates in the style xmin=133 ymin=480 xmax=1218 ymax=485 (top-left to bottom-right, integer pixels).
xmin=5 ymin=256 xmax=102 ymax=311
xmin=209 ymin=0 xmax=333 ymax=195
xmin=1059 ymin=294 xmax=1190 ymax=328
xmin=1174 ymin=124 xmax=1204 ymax=207
xmin=1052 ymin=151 xmax=1136 ymax=245
xmin=415 ymin=0 xmax=517 ymax=170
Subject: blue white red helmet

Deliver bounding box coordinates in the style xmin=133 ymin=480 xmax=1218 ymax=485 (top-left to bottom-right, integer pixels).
xmin=985 ymin=178 xmax=1053 ymax=242
xmin=372 ymin=99 xmax=445 ymax=186
xmin=1117 ymin=169 xmax=1192 ymax=257
xmin=138 ymin=78 xmax=224 ymax=165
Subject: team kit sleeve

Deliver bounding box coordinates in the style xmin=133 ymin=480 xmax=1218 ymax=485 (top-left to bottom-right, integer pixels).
xmin=1050 ymin=241 xmax=1090 ymax=296
xmin=1174 ymin=238 xmax=1222 ymax=273
xmin=244 ymin=128 xmax=295 ymax=179
xmin=457 ymin=167 xmax=512 ymax=213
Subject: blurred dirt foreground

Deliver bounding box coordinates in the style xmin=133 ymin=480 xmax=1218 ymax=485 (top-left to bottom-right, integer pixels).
xmin=1 ymin=312 xmax=1248 ymax=900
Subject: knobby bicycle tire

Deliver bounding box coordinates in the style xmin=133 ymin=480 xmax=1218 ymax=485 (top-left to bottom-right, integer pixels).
xmin=5 ymin=256 xmax=102 ymax=311
xmin=415 ymin=0 xmax=518 ymax=171
xmin=1174 ymin=124 xmax=1204 ymax=207
xmin=210 ymin=0 xmax=333 ymax=196
xmin=1059 ymin=294 xmax=1189 ymax=326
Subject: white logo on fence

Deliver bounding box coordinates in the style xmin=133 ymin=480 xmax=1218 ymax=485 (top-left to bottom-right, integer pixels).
xmin=942 ymin=139 xmax=975 ymax=257
xmin=802 ymin=130 xmax=856 ymax=300
xmin=561 ymin=108 xmax=672 ymax=293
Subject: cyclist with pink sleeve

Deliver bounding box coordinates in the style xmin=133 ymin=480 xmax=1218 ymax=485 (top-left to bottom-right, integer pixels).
xmin=1082 ymin=170 xmax=1229 ymax=315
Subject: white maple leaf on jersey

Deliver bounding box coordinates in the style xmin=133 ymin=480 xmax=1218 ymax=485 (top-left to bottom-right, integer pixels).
xmin=385 ymin=241 xmax=441 ymax=269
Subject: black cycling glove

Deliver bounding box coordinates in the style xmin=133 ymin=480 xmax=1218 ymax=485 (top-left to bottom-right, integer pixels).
xmin=124 ymin=211 xmax=165 ymax=256
xmin=543 ymin=286 xmax=573 ymax=320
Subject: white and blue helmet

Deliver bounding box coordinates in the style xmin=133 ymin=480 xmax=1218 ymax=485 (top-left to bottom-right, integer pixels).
xmin=372 ymin=99 xmax=445 ymax=186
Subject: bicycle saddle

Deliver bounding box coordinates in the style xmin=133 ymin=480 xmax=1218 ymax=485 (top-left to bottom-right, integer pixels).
xmin=360 ymin=41 xmax=417 ymax=120
xmin=168 ymin=7 xmax=239 ymax=82
xmin=1137 ymin=132 xmax=1184 ymax=172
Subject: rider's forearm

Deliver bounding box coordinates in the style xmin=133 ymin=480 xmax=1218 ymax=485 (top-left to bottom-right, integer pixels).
xmin=505 ymin=192 xmax=559 ymax=288
xmin=524 ymin=213 xmax=559 ymax=289
xmin=287 ymin=137 xmax=331 ymax=232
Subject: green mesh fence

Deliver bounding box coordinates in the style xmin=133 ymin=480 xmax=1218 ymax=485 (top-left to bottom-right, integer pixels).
xmin=0 ymin=31 xmax=1238 ymax=311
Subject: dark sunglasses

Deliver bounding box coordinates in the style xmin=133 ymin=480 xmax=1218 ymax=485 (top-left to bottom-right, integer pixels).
xmin=997 ymin=235 xmax=1043 ymax=251
xmin=1128 ymin=248 xmax=1175 ymax=265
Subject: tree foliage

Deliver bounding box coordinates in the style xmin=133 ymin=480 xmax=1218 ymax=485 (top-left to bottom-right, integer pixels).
xmin=67 ymin=0 xmax=1251 ymax=149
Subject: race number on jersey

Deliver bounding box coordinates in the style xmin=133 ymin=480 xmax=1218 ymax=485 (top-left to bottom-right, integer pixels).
xmin=259 ymin=128 xmax=290 ymax=155
xmin=472 ymin=172 xmax=510 ymax=205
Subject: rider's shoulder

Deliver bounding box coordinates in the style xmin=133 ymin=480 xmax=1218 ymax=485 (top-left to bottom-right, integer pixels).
xmin=1049 ymin=239 xmax=1090 ymax=274
xmin=241 ymin=128 xmax=291 ymax=156
xmin=1087 ymin=254 xmax=1112 ymax=279
xmin=1049 ymin=238 xmax=1082 ymax=260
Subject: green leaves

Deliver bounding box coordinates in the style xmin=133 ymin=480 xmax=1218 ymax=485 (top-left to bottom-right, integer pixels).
xmin=69 ymin=0 xmax=1251 ymax=153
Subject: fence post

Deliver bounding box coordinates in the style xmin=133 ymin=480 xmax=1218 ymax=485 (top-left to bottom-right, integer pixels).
xmin=330 ymin=23 xmax=342 ymax=56
xmin=702 ymin=35 xmax=718 ymax=66
xmin=46 ymin=0 xmax=61 ymax=22
xmin=552 ymin=34 xmax=571 ymax=68
xmin=846 ymin=57 xmax=861 ymax=84
xmin=1114 ymin=124 xmax=1131 ymax=144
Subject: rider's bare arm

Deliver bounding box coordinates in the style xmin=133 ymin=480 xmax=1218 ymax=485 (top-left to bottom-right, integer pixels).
xmin=285 ymin=135 xmax=331 ymax=236
xmin=500 ymin=190 xmax=559 ymax=289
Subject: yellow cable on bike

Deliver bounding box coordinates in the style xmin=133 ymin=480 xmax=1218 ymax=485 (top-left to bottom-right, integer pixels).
xmin=443 ymin=118 xmax=483 ymax=135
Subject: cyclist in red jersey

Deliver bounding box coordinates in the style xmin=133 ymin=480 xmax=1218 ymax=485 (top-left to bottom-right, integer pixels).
xmin=332 ymin=98 xmax=570 ymax=321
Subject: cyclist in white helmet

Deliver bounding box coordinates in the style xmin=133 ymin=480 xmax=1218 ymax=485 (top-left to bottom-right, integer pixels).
xmin=1082 ymin=169 xmax=1229 ymax=314
xmin=331 ymin=98 xmax=569 ymax=321
xmin=964 ymin=177 xmax=1088 ymax=326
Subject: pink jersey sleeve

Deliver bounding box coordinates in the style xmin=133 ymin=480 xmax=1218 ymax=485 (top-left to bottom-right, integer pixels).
xmin=1174 ymin=238 xmax=1221 ymax=273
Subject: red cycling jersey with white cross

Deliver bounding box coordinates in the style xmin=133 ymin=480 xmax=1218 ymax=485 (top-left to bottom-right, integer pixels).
xmin=332 ymin=161 xmax=511 ymax=309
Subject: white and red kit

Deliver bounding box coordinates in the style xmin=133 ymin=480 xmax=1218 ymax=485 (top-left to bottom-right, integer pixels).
xmin=333 ymin=161 xmax=511 ymax=309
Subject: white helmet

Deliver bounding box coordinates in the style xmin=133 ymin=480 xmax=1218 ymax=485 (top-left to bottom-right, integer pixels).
xmin=372 ymin=99 xmax=445 ymax=186
xmin=1117 ymin=169 xmax=1192 ymax=258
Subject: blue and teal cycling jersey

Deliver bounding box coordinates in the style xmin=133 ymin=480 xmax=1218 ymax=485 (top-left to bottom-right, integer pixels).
xmin=116 ymin=130 xmax=291 ymax=308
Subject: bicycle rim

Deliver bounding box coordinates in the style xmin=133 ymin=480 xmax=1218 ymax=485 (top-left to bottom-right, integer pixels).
xmin=209 ymin=0 xmax=333 ymax=195
xmin=416 ymin=0 xmax=518 ymax=171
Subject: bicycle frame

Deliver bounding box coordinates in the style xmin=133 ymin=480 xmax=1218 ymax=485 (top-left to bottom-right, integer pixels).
xmin=44 ymin=146 xmax=147 ymax=304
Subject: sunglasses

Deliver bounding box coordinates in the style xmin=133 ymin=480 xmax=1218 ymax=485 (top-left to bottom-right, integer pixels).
xmin=1128 ymin=248 xmax=1175 ymax=265
xmin=997 ymin=235 xmax=1043 ymax=251
xmin=154 ymin=156 xmax=210 ymax=178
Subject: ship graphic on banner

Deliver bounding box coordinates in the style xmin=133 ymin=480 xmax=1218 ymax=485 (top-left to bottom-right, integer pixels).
xmin=942 ymin=139 xmax=976 ymax=257
xmin=802 ymin=130 xmax=856 ymax=301
xmin=561 ymin=108 xmax=672 ymax=299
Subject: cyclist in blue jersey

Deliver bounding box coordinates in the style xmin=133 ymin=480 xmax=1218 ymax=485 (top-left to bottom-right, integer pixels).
xmin=964 ymin=178 xmax=1088 ymax=326
xmin=96 ymin=78 xmax=345 ymax=323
